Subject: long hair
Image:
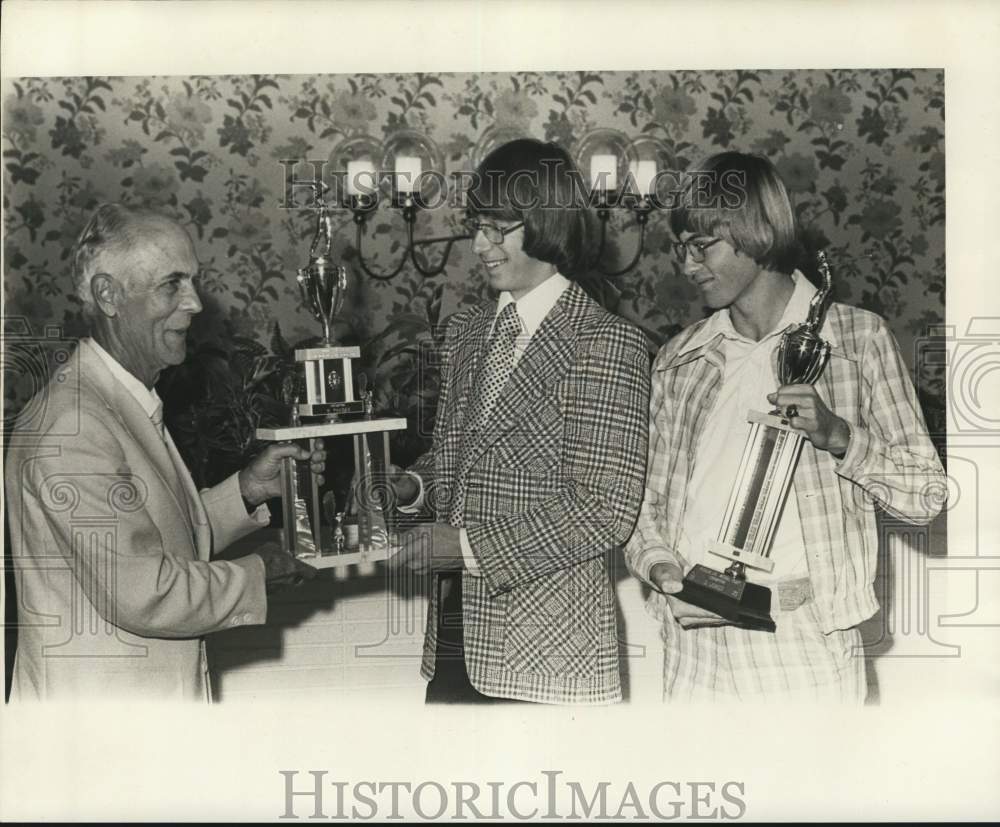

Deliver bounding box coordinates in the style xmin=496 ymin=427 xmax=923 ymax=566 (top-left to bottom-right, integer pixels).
xmin=669 ymin=151 xmax=799 ymax=275
xmin=466 ymin=138 xmax=594 ymax=276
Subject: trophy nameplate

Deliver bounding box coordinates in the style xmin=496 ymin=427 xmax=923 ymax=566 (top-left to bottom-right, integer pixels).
xmin=673 ymin=252 xmax=835 ymax=632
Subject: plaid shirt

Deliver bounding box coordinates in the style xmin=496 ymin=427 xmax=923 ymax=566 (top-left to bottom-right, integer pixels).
xmin=625 ymin=299 xmax=946 ymax=634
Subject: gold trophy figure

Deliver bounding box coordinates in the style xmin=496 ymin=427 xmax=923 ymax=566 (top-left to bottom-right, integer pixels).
xmin=675 ymin=252 xmax=834 ymax=631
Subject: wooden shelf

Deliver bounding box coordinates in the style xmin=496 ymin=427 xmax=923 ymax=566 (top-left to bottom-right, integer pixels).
xmin=255 ymin=416 xmax=407 ymax=441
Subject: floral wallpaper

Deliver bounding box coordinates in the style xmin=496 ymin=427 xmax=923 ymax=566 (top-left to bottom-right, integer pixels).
xmin=3 ymin=70 xmax=945 ymax=474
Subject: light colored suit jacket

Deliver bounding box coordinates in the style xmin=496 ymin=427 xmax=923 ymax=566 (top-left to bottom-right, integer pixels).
xmin=412 ymin=283 xmax=650 ymax=704
xmin=5 ymin=338 xmax=268 ymax=701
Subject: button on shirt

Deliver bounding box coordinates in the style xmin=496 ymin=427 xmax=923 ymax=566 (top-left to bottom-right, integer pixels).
xmin=680 ymin=274 xmax=816 ymax=585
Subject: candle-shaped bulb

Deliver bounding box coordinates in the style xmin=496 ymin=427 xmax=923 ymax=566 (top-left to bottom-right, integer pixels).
xmin=590 ymin=153 xmax=618 ymax=191
xmin=395 ymin=155 xmax=423 ymax=194
xmin=628 ymin=160 xmax=657 ymax=197
xmin=346 ymin=159 xmax=377 ymax=197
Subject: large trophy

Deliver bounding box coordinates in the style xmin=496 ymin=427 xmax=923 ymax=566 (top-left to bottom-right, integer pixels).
xmin=255 ymin=182 xmax=406 ymax=571
xmin=674 ymin=252 xmax=834 ymax=631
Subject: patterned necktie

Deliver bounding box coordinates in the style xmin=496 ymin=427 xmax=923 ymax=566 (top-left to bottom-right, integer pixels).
xmin=465 ymin=302 xmax=522 ymax=437
xmin=451 ymin=302 xmax=522 ymax=528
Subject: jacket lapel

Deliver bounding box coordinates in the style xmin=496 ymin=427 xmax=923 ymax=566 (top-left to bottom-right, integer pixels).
xmin=457 ymin=285 xmax=581 ymax=474
xmin=446 ymin=303 xmax=495 ymax=433
xmin=78 ymin=341 xmax=196 ymax=542
xmin=162 ymin=428 xmax=212 ymax=559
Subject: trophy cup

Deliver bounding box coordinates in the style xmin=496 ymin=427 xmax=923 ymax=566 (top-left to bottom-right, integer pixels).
xmin=674 ymin=252 xmax=834 ymax=632
xmin=254 ymin=182 xmax=406 ymax=571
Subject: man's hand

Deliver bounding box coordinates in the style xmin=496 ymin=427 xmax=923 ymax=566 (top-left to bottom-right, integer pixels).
xmin=768 ymin=384 xmax=851 ymax=456
xmin=239 ymin=441 xmax=327 ymax=506
xmin=650 ymin=561 xmax=728 ymax=629
xmin=386 ymin=464 xmax=419 ymax=509
xmin=649 ymin=560 xmax=685 ymax=595
xmin=389 ymin=522 xmax=465 ymax=574
xmin=254 ymin=543 xmax=318 ymax=594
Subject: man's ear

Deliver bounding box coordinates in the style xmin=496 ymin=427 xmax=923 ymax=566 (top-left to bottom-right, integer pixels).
xmin=91 ymin=273 xmax=122 ymax=318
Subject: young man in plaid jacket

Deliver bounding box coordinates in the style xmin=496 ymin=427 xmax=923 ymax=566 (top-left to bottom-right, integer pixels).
xmin=625 ymin=152 xmax=946 ymax=702
xmin=390 ymin=139 xmax=650 ymax=704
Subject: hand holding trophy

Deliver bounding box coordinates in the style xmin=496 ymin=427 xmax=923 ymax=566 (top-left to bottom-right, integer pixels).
xmin=673 ymin=252 xmax=834 ymax=632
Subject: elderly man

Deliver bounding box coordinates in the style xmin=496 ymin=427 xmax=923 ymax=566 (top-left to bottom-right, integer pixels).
xmin=5 ymin=203 xmax=320 ymax=702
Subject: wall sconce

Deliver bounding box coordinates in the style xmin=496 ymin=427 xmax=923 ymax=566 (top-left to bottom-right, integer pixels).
xmin=318 ymin=127 xmax=672 ymax=283
xmin=330 ymin=131 xmax=467 ymax=281
xmin=576 ymin=129 xmax=670 ymax=277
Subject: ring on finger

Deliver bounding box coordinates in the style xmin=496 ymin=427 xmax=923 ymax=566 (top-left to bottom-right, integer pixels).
xmin=785 ymin=403 xmax=799 ymax=419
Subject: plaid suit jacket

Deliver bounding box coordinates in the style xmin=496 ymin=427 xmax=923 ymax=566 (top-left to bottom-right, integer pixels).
xmin=410 ymin=282 xmax=650 ymax=703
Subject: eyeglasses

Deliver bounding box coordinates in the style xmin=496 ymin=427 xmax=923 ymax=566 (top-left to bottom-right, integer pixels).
xmin=671 ymin=237 xmax=722 ymax=263
xmin=461 ymin=218 xmax=525 ymax=245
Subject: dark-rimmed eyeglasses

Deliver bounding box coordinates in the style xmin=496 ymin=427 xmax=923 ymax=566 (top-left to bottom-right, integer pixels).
xmin=671 ymin=237 xmax=722 ymax=264
xmin=461 ymin=218 xmax=525 ymax=245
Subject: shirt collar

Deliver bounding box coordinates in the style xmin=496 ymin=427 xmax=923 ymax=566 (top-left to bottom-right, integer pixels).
xmin=85 ymin=337 xmax=162 ymax=419
xmin=495 ymin=272 xmax=571 ymax=337
xmin=685 ymin=269 xmax=817 ymax=351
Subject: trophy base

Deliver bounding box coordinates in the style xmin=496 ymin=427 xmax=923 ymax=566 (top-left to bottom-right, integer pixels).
xmin=673 ymin=564 xmax=776 ymax=633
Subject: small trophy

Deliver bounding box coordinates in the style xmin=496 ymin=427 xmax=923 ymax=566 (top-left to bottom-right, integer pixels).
xmin=674 ymin=252 xmax=834 ymax=632
xmin=254 ymin=182 xmax=407 ymax=570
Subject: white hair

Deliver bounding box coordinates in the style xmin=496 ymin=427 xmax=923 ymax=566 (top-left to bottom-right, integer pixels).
xmin=73 ymin=202 xmax=173 ymax=317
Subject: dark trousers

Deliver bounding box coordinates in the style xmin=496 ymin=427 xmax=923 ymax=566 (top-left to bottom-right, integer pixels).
xmin=424 ymin=572 xmax=520 ymax=705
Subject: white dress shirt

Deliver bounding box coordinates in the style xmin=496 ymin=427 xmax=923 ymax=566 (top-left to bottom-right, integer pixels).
xmin=88 ymin=337 xmax=163 ymax=423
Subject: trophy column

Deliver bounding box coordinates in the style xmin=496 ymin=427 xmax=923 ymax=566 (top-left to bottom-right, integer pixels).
xmin=709 ymin=409 xmax=806 ymax=574
xmin=677 ymin=407 xmax=805 ymax=633
xmin=256 ymin=348 xmax=406 ymax=568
